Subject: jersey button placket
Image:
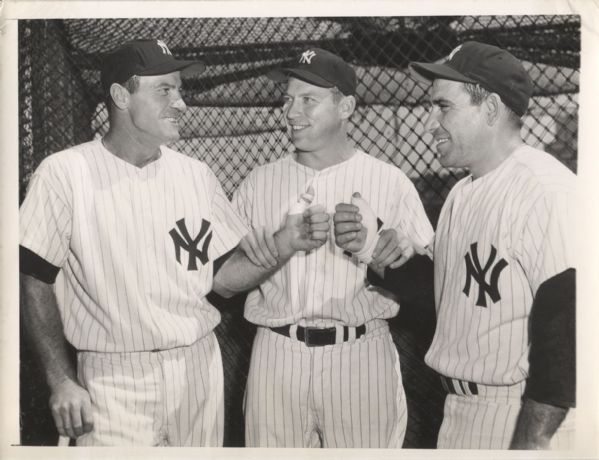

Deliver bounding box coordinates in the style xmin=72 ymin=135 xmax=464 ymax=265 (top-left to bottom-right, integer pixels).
xmin=311 ymin=175 xmax=325 ymax=317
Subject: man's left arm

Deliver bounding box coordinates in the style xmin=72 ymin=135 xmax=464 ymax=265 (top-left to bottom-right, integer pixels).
xmin=510 ymin=268 xmax=576 ymax=449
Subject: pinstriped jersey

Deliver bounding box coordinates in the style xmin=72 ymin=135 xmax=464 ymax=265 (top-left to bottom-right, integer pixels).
xmin=20 ymin=140 xmax=247 ymax=352
xmin=232 ymin=150 xmax=434 ymax=328
xmin=425 ymin=145 xmax=576 ymax=385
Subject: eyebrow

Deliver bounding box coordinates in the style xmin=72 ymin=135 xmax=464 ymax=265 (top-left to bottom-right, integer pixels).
xmin=284 ymin=91 xmax=321 ymax=97
xmin=154 ymin=82 xmax=177 ymax=88
xmin=430 ymin=96 xmax=452 ymax=105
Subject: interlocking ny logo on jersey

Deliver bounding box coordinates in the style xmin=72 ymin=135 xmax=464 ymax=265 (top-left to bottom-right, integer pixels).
xmin=463 ymin=243 xmax=508 ymax=307
xmin=169 ymin=218 xmax=212 ymax=270
xmin=157 ymin=40 xmax=172 ymax=55
xmin=299 ymin=50 xmax=316 ymax=64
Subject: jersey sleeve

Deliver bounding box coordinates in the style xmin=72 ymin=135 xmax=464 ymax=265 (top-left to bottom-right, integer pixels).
xmin=19 ymin=160 xmax=72 ymax=269
xmin=388 ymin=172 xmax=434 ymax=249
xmin=515 ymin=189 xmax=575 ymax=294
xmin=207 ymin=167 xmax=249 ymax=260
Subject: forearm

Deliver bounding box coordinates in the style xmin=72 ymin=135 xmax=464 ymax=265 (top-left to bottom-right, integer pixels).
xmin=20 ymin=274 xmax=77 ymax=390
xmin=510 ymin=398 xmax=568 ymax=449
xmin=212 ymin=229 xmax=295 ymax=298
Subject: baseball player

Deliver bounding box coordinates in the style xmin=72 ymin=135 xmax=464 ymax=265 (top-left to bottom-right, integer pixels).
xmin=19 ymin=39 xmax=329 ymax=446
xmin=231 ymin=48 xmax=434 ymax=448
xmin=355 ymin=41 xmax=576 ymax=449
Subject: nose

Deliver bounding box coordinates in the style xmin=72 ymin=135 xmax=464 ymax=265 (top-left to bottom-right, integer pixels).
xmin=424 ymin=107 xmax=439 ymax=134
xmin=285 ymin=98 xmax=301 ymax=120
xmin=171 ymin=90 xmax=187 ymax=112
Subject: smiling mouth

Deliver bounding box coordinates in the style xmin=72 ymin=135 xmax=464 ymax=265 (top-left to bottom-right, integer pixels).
xmin=433 ymin=137 xmax=449 ymax=152
xmin=164 ymin=116 xmax=180 ymax=125
xmin=288 ymin=123 xmax=309 ymax=132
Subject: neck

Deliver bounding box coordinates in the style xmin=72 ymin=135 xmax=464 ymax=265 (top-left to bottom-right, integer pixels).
xmin=294 ymin=134 xmax=355 ymax=171
xmin=103 ymin=126 xmax=162 ymax=168
xmin=470 ymin=130 xmax=523 ymax=180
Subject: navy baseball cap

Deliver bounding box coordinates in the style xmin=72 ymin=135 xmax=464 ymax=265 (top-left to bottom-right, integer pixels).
xmin=101 ymin=39 xmax=205 ymax=95
xmin=268 ymin=48 xmax=356 ymax=96
xmin=410 ymin=41 xmax=533 ymax=116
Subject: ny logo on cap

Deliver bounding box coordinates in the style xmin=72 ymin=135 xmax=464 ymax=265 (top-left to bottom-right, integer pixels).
xmin=448 ymin=45 xmax=462 ymax=61
xmin=156 ymin=39 xmax=172 ymax=56
xmin=299 ymin=50 xmax=316 ymax=64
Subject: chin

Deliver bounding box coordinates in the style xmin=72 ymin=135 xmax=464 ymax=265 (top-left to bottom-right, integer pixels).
xmin=290 ymin=139 xmax=306 ymax=151
xmin=438 ymin=158 xmax=455 ymax=169
xmin=164 ymin=130 xmax=181 ymax=143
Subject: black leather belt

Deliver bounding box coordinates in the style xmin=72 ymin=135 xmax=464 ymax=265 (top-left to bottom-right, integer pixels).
xmin=269 ymin=324 xmax=366 ymax=347
xmin=440 ymin=375 xmax=479 ymax=396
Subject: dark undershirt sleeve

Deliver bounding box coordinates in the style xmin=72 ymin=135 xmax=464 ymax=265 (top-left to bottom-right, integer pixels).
xmin=366 ymin=254 xmax=433 ymax=298
xmin=212 ymin=246 xmax=237 ymax=275
xmin=524 ymin=268 xmax=576 ymax=408
xmin=19 ymin=245 xmax=60 ymax=284
xmin=366 ymin=265 xmax=386 ymax=287
xmin=207 ymin=246 xmax=247 ymax=308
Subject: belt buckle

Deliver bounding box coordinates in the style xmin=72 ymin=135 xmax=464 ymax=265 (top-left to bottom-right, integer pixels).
xmin=304 ymin=327 xmax=316 ymax=347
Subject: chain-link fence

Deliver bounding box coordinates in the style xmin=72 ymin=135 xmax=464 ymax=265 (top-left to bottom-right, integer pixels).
xmin=19 ymin=16 xmax=579 ymax=214
xmin=19 ymin=16 xmax=580 ymax=447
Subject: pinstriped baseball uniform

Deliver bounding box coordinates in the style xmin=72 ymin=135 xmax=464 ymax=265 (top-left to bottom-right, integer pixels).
xmin=425 ymin=145 xmax=576 ymax=449
xmin=20 ymin=139 xmax=247 ymax=446
xmin=232 ymin=150 xmax=434 ymax=447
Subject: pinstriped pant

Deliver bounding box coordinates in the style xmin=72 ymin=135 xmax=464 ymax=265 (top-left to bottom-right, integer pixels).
xmin=438 ymin=380 xmax=575 ymax=449
xmin=244 ymin=322 xmax=407 ymax=448
xmin=76 ymin=333 xmax=224 ymax=446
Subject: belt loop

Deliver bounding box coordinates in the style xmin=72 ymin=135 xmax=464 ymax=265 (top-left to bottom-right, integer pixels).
xmin=451 ymin=379 xmax=463 ymax=395
xmin=289 ymin=324 xmax=298 ymax=341
xmin=347 ymin=326 xmax=356 ymax=342
xmin=334 ymin=325 xmax=343 ymax=344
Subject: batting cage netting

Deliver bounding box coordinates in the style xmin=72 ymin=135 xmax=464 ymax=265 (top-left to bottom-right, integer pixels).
xmin=19 ymin=16 xmax=579 ymax=447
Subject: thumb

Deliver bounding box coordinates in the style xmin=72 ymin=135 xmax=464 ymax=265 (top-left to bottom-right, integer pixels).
xmin=352 ymin=191 xmax=361 ymax=199
xmin=305 ymin=185 xmax=315 ymax=197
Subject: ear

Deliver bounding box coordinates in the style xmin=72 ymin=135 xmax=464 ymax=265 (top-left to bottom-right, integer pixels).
xmin=338 ymin=95 xmax=356 ymax=120
xmin=109 ymin=83 xmax=131 ymax=110
xmin=484 ymin=93 xmax=501 ymax=125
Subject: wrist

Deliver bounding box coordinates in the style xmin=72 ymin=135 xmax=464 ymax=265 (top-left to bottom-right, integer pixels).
xmin=47 ymin=372 xmax=78 ymax=393
xmin=274 ymin=227 xmax=296 ymax=260
xmin=354 ymin=231 xmax=381 ymax=264
xmin=45 ymin=359 xmax=78 ymax=392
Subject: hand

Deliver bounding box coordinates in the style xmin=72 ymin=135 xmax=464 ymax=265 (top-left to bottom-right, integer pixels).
xmin=333 ymin=201 xmax=367 ymax=252
xmin=277 ymin=204 xmax=330 ymax=257
xmin=240 ymin=226 xmax=279 ymax=269
xmin=371 ymin=228 xmax=415 ymax=270
xmin=49 ymin=378 xmax=94 ymax=439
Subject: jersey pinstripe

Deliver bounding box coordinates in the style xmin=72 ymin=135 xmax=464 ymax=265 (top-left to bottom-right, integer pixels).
xmin=425 ymin=144 xmax=576 ymax=386
xmin=232 ymin=150 xmax=434 ymax=328
xmin=20 ymin=139 xmax=247 ymax=352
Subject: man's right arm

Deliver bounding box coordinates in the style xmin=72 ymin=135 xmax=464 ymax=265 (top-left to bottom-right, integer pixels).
xmin=20 ymin=269 xmax=94 ymax=439
xmin=213 ymin=204 xmax=330 ymax=297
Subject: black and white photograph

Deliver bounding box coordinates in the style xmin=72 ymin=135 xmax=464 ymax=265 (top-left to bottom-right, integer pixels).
xmin=1 ymin=1 xmax=598 ymax=459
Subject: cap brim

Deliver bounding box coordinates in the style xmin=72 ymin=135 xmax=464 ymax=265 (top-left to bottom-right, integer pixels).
xmin=267 ymin=68 xmax=335 ymax=89
xmin=139 ymin=60 xmax=206 ymax=77
xmin=410 ymin=62 xmax=477 ymax=84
